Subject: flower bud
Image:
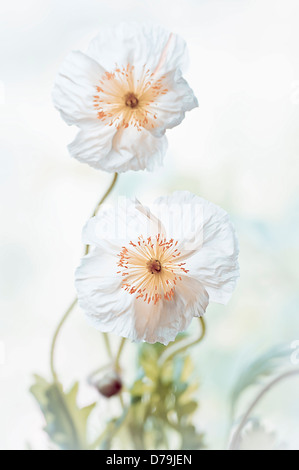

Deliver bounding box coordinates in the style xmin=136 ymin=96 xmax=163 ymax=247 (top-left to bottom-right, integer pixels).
xmin=94 ymin=370 xmax=122 ymax=398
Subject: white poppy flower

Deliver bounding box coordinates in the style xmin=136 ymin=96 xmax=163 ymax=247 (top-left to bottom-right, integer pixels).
xmin=53 ymin=23 xmax=198 ymax=173
xmin=75 ymin=191 xmax=239 ymax=345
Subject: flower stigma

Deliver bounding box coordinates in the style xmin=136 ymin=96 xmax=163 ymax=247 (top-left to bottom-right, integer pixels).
xmin=125 ymin=92 xmax=139 ymax=108
xmin=146 ymin=259 xmax=162 ymax=274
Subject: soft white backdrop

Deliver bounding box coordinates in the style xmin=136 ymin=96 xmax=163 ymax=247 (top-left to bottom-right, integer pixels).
xmin=1 ymin=0 xmax=299 ymax=449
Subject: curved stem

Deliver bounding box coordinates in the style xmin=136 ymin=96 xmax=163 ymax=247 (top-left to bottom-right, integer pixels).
xmin=158 ymin=317 xmax=206 ymax=367
xmin=103 ymin=333 xmax=113 ymax=360
xmin=115 ymin=338 xmax=127 ymax=372
xmin=119 ymin=392 xmax=125 ymax=411
xmin=50 ymin=173 xmax=119 ymax=382
xmin=87 ymin=338 xmax=127 ymax=388
xmin=85 ymin=172 xmax=118 ymax=255
xmin=229 ymin=369 xmax=299 ymax=450
xmin=50 ymin=298 xmax=77 ymax=382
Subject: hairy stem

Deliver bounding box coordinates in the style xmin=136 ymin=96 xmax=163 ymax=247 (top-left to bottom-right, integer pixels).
xmin=50 ymin=173 xmax=119 ymax=382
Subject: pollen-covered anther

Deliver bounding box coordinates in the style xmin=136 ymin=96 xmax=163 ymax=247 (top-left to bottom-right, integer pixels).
xmin=117 ymin=235 xmax=188 ymax=305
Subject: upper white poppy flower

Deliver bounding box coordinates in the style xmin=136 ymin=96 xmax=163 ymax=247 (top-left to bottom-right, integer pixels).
xmin=75 ymin=191 xmax=239 ymax=345
xmin=53 ymin=23 xmax=198 ymax=173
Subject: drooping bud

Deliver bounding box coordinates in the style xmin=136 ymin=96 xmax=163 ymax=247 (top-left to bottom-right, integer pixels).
xmin=93 ymin=370 xmax=122 ymax=398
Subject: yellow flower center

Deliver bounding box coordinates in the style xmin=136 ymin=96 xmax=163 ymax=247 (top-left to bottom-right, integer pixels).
xmin=93 ymin=65 xmax=168 ymax=131
xmin=117 ymin=234 xmax=189 ymax=305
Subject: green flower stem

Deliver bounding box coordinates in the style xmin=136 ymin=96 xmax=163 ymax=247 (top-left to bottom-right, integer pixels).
xmin=158 ymin=317 xmax=206 ymax=367
xmin=229 ymin=368 xmax=299 ymax=450
xmin=50 ymin=298 xmax=78 ymax=382
xmin=87 ymin=337 xmax=127 ymax=385
xmin=85 ymin=172 xmax=118 ymax=255
xmin=103 ymin=333 xmax=113 ymax=359
xmin=115 ymin=337 xmax=127 ymax=372
xmin=119 ymin=393 xmax=125 ymax=410
xmin=50 ymin=173 xmax=119 ymax=382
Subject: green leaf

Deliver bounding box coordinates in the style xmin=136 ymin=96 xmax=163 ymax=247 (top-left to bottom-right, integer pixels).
xmin=131 ymin=379 xmax=153 ymax=397
xmin=99 ymin=409 xmax=129 ymax=450
xmin=127 ymin=345 xmax=203 ymax=450
xmin=179 ymin=383 xmax=200 ymax=404
xmin=30 ymin=375 xmax=96 ymax=450
xmin=230 ymin=344 xmax=291 ymax=416
xmin=177 ymin=401 xmax=198 ymax=418
xmin=138 ymin=332 xmax=188 ymax=362
xmin=139 ymin=356 xmax=159 ymax=381
xmin=181 ymin=424 xmax=205 ymax=450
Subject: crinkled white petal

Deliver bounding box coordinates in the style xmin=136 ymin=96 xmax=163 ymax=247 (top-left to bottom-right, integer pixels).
xmin=68 ymin=119 xmax=167 ymax=173
xmin=86 ymin=23 xmax=189 ymax=77
xmin=107 ymin=127 xmax=168 ymax=172
xmin=154 ymin=191 xmax=240 ymax=304
xmin=75 ymin=249 xmax=134 ymax=331
xmin=150 ymin=72 xmax=198 ymax=138
xmin=68 ymin=123 xmax=117 ymax=170
xmin=153 ymin=191 xmax=209 ymax=251
xmin=52 ymin=51 xmax=104 ymax=126
xmin=131 ymin=276 xmax=209 ymax=345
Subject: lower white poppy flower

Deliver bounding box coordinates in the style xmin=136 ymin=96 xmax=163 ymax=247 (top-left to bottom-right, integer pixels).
xmin=75 ymin=191 xmax=239 ymax=344
xmin=52 ymin=23 xmax=198 ymax=173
